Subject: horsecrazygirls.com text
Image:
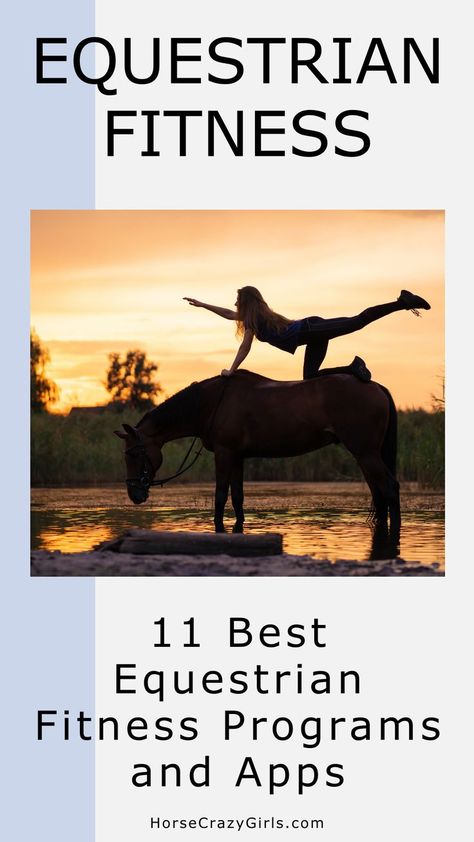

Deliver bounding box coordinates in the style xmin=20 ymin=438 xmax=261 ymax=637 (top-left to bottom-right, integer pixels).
xmin=36 ymin=617 xmax=441 ymax=796
xmin=36 ymin=36 xmax=439 ymax=158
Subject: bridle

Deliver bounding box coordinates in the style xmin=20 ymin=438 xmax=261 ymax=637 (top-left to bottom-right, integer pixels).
xmin=125 ymin=435 xmax=203 ymax=493
xmin=124 ymin=377 xmax=229 ymax=494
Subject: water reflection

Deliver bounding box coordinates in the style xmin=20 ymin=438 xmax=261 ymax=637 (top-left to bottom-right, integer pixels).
xmin=31 ymin=483 xmax=444 ymax=569
xmin=368 ymin=525 xmax=400 ymax=562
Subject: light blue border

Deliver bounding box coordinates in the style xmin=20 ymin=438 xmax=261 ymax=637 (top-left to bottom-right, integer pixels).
xmin=2 ymin=2 xmax=95 ymax=839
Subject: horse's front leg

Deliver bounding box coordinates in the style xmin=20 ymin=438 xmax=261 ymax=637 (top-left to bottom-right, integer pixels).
xmin=230 ymin=456 xmax=245 ymax=533
xmin=214 ymin=448 xmax=232 ymax=533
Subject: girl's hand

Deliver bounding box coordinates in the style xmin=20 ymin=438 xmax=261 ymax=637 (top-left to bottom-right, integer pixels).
xmin=183 ymin=297 xmax=202 ymax=307
xmin=221 ymin=369 xmax=234 ymax=377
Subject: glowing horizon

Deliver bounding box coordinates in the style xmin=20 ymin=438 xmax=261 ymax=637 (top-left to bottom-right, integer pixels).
xmin=31 ymin=210 xmax=444 ymax=411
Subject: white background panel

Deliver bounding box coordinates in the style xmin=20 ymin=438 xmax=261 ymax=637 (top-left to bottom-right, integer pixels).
xmin=94 ymin=2 xmax=471 ymax=840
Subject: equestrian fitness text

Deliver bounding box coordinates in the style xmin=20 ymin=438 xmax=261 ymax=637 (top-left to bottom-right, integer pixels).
xmin=36 ymin=35 xmax=439 ymax=158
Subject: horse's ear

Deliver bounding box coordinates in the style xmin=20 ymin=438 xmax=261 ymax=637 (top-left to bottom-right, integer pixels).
xmin=122 ymin=423 xmax=138 ymax=437
xmin=114 ymin=429 xmax=127 ymax=440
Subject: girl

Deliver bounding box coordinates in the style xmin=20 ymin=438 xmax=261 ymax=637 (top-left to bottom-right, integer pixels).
xmin=184 ymin=286 xmax=430 ymax=382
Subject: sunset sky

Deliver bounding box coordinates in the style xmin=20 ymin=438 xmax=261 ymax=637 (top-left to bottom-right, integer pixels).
xmin=31 ymin=210 xmax=444 ymax=411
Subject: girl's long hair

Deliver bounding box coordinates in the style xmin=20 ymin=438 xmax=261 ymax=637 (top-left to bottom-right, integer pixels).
xmin=236 ymin=286 xmax=291 ymax=336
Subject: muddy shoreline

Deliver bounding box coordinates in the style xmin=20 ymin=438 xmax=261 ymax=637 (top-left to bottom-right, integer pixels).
xmin=31 ymin=549 xmax=442 ymax=577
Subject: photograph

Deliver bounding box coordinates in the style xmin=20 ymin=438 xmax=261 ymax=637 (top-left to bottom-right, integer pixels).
xmin=30 ymin=209 xmax=444 ymax=576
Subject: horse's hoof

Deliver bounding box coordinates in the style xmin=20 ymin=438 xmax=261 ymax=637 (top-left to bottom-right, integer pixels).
xmin=232 ymin=523 xmax=244 ymax=534
xmin=215 ymin=526 xmax=226 ymax=534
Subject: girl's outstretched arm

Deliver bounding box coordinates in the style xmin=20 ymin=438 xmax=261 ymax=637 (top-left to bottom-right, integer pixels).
xmin=183 ymin=297 xmax=237 ymax=320
xmin=221 ymin=328 xmax=254 ymax=376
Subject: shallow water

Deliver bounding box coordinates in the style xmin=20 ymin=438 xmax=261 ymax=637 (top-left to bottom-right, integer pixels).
xmin=31 ymin=482 xmax=444 ymax=570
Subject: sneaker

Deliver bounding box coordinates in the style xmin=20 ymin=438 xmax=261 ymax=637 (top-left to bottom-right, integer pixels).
xmin=398 ymin=289 xmax=431 ymax=316
xmin=349 ymin=356 xmax=372 ymax=383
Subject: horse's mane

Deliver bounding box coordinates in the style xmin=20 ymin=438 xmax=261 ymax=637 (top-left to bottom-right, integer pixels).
xmin=137 ymin=381 xmax=203 ymax=430
xmin=136 ymin=371 xmax=286 ymax=432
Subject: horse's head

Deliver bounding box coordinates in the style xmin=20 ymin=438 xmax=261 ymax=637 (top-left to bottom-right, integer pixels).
xmin=114 ymin=423 xmax=163 ymax=505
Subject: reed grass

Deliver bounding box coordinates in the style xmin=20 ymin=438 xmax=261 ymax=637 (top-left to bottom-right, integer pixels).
xmin=31 ymin=406 xmax=444 ymax=489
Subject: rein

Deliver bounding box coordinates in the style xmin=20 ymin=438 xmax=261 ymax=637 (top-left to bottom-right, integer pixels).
xmin=125 ymin=378 xmax=229 ymax=491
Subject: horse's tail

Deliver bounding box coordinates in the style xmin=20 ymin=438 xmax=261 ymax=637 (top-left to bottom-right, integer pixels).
xmin=379 ymin=385 xmax=397 ymax=478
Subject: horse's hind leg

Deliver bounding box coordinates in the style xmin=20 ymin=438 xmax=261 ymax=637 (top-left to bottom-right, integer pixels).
xmin=356 ymin=452 xmax=400 ymax=533
xmin=230 ymin=457 xmax=245 ymax=533
xmin=369 ymin=485 xmax=388 ymax=527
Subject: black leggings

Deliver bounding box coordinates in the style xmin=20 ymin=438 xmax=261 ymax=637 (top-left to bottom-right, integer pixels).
xmin=300 ymin=301 xmax=404 ymax=379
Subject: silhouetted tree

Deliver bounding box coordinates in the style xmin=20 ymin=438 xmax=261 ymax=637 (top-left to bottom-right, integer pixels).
xmin=31 ymin=330 xmax=59 ymax=411
xmin=105 ymin=349 xmax=163 ymax=410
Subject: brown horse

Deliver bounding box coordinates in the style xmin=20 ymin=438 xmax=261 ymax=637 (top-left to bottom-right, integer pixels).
xmin=114 ymin=370 xmax=400 ymax=534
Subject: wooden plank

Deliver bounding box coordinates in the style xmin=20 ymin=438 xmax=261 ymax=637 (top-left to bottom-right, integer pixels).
xmin=103 ymin=529 xmax=283 ymax=556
